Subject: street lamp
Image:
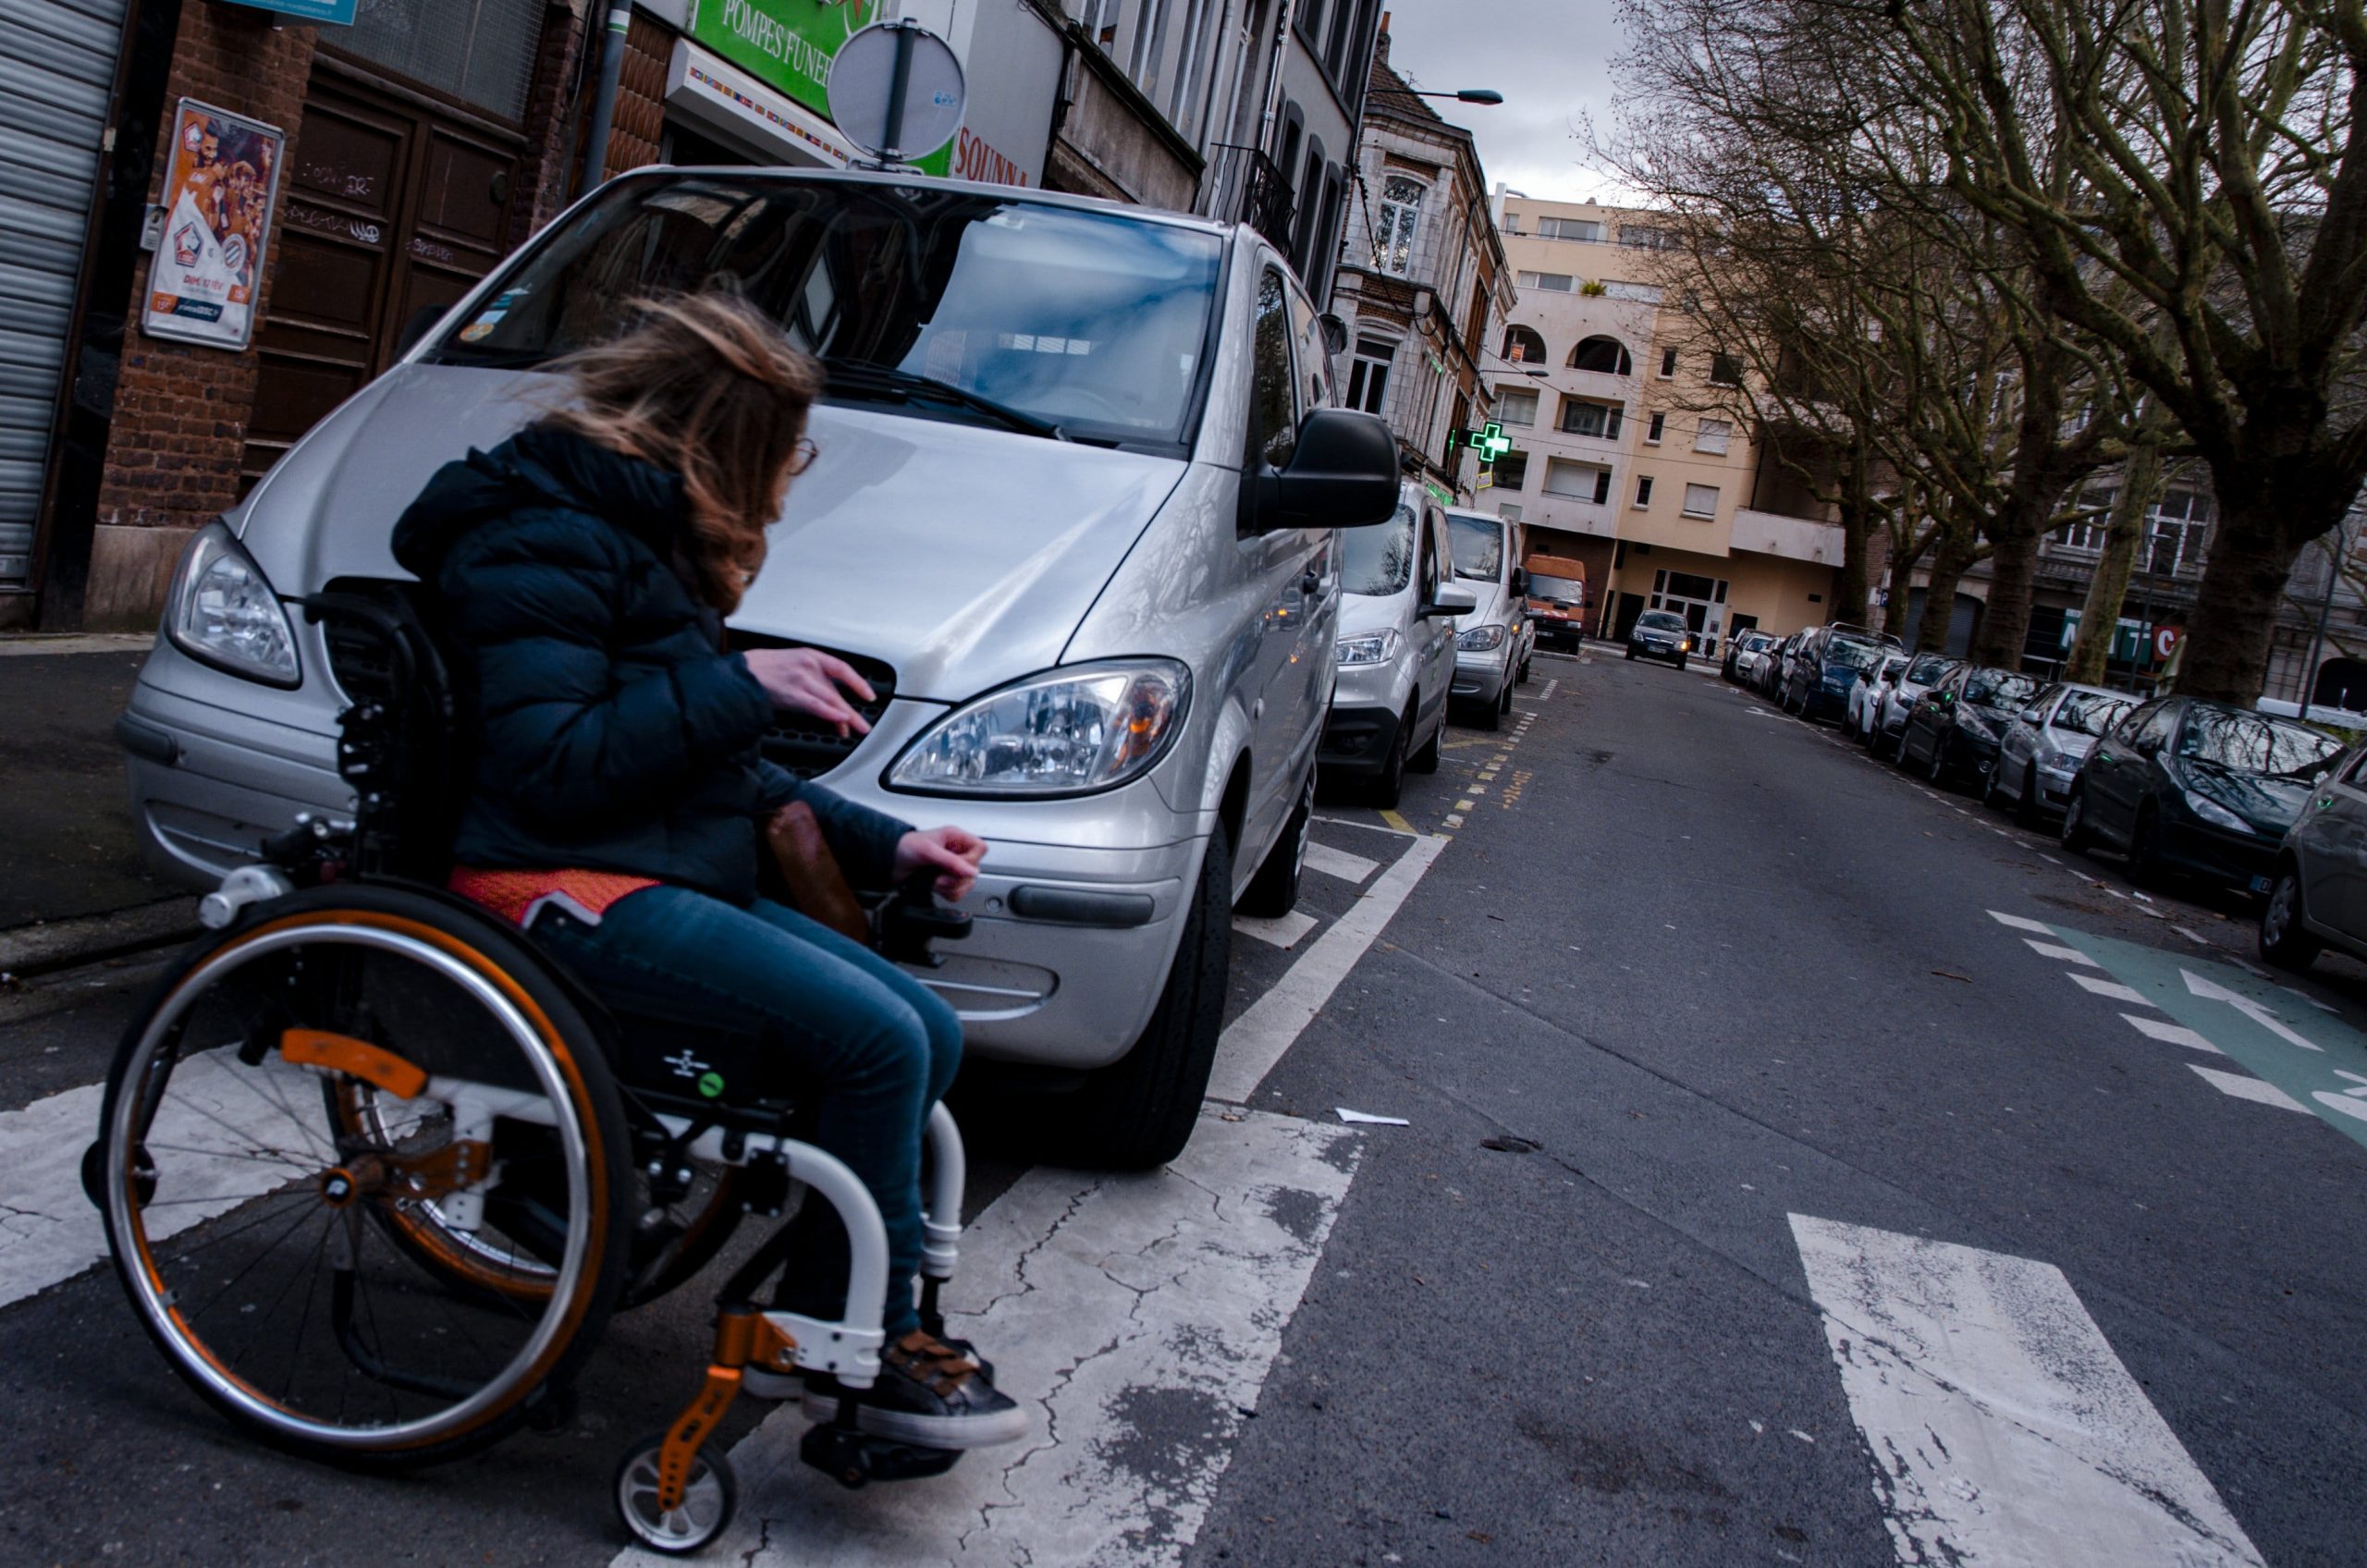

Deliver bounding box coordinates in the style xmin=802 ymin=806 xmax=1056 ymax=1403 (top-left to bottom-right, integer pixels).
xmin=1389 ymin=87 xmax=1506 ymax=104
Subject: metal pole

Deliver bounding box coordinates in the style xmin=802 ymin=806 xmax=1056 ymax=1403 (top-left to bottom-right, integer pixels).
xmin=882 ymin=21 xmax=915 ymax=165
xmin=2300 ymin=514 xmax=2348 ymax=720
xmin=578 ymin=2 xmax=633 ymax=193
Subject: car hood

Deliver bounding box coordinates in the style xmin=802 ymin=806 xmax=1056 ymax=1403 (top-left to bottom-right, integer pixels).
xmin=2042 ymin=730 xmax=2101 ymax=765
xmin=236 ymin=363 xmax=1189 ymax=701
xmin=1337 ymin=589 xmax=1413 ymax=639
xmin=2179 ymin=763 xmax=2312 ymax=833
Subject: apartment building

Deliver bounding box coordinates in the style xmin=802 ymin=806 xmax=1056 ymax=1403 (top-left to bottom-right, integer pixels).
xmin=1482 ymin=192 xmax=1846 ymax=654
xmin=1328 ymin=24 xmax=1512 ymax=504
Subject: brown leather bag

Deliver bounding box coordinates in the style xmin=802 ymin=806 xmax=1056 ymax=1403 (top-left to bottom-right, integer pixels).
xmin=765 ymin=801 xmax=871 ymax=946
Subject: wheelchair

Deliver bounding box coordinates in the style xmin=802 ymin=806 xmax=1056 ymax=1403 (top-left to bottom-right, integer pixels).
xmin=88 ymin=591 xmax=983 ymax=1554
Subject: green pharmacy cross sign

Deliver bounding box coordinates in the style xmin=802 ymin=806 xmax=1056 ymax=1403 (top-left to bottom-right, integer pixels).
xmin=1457 ymin=423 xmax=1513 ymax=462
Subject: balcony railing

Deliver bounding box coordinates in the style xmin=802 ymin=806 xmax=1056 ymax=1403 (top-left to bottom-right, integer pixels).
xmin=1731 ymin=507 xmax=1845 ymax=566
xmin=1203 ymin=144 xmax=1296 ymax=253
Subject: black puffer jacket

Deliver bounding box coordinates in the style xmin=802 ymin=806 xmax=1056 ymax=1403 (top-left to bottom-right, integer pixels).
xmin=390 ymin=424 xmax=909 ymax=905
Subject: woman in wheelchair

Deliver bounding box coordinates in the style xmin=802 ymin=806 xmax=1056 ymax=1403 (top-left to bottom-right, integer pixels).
xmin=388 ymin=291 xmax=1022 ymax=1450
xmin=86 ymin=289 xmax=1019 ymax=1554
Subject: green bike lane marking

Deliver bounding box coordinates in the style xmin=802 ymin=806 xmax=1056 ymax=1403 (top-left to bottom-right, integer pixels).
xmin=2041 ymin=923 xmax=2367 ymax=1154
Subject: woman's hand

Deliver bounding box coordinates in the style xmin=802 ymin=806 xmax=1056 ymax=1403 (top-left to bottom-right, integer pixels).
xmin=742 ymin=648 xmax=876 ymax=737
xmin=894 ymin=826 xmax=987 ymax=901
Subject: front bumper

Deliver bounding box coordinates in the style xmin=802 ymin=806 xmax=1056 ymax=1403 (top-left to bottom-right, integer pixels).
xmin=2159 ymin=816 xmax=2279 ymax=889
xmin=1453 ymin=644 xmax=1510 ymax=702
xmin=122 ymin=637 xmax=1208 ymax=1072
xmin=1804 ymin=685 xmax=1851 ymax=721
xmin=1318 ymin=702 xmax=1404 ymax=778
xmin=1532 ymin=615 xmax=1584 ymax=648
xmin=1629 ymin=640 xmax=1686 ymax=664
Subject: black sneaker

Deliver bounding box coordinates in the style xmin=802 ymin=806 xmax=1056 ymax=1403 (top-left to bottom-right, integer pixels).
xmin=800 ymin=1329 xmax=1028 ymax=1449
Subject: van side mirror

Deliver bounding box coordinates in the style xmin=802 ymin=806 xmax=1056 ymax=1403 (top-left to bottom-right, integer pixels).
xmin=2021 ymin=706 xmax=2045 ymax=724
xmin=1260 ymin=409 xmax=1400 ymax=532
xmin=1509 ymin=567 xmax=1529 ymax=596
xmin=1422 ymin=584 xmax=1478 ymax=619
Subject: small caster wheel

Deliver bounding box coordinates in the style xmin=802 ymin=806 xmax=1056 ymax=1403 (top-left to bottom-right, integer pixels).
xmin=615 ymin=1434 xmax=737 ymax=1554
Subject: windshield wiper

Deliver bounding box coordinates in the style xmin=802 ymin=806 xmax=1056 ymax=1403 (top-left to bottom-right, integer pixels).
xmin=820 ymin=358 xmax=1068 ymax=442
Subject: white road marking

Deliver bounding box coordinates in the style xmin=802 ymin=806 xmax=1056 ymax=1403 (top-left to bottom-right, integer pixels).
xmin=0 ymin=1046 xmax=325 ymax=1311
xmin=645 ymin=1109 xmax=1361 ymax=1568
xmin=1302 ymin=842 xmax=1378 ymax=884
xmin=1790 ymin=1214 xmax=2264 ymax=1568
xmin=2275 ymin=983 xmax=2340 ymax=1014
xmin=2120 ymin=1013 xmax=2224 ymax=1054
xmin=2183 ymin=968 xmax=2323 ymax=1052
xmin=2024 ymin=939 xmax=2098 ymax=966
xmin=2189 ymin=1064 xmax=2309 ymax=1112
xmin=1987 ymin=911 xmax=2054 ymax=934
xmin=1206 ymin=834 xmax=1452 ymax=1105
xmin=1232 ymin=910 xmax=1318 ymax=950
xmin=1311 ymin=813 xmax=1417 ymax=839
xmin=2174 ymin=926 xmax=2214 ymax=946
xmin=2069 ymin=973 xmax=2149 ymax=1004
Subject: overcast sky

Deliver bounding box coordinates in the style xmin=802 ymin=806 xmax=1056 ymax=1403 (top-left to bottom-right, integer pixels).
xmin=1373 ymin=0 xmax=1631 ymax=203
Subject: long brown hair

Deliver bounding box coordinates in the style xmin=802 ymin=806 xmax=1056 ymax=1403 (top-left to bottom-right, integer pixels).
xmin=538 ymin=290 xmax=819 ymax=613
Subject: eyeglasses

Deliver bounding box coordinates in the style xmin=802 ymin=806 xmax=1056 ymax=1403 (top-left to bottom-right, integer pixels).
xmin=788 ymin=436 xmax=819 ymax=476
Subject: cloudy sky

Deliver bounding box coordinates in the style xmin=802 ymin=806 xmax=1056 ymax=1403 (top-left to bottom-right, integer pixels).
xmin=1373 ymin=0 xmax=1630 ymax=202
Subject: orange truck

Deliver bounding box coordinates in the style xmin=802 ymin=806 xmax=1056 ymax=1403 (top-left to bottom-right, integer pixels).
xmin=1523 ymin=553 xmax=1589 ymax=651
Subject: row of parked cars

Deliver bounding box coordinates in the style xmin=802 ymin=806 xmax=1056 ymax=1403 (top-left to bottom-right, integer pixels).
xmin=1728 ymin=621 xmax=2367 ymax=974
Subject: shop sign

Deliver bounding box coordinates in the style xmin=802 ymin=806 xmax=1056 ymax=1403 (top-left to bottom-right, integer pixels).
xmin=687 ymin=0 xmax=883 ymax=125
xmin=227 ymin=0 xmax=353 ymax=19
xmin=142 ymin=100 xmax=286 ymax=351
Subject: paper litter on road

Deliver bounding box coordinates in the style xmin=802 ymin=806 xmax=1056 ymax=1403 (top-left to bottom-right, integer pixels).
xmin=1335 ymin=1107 xmax=1409 ymax=1125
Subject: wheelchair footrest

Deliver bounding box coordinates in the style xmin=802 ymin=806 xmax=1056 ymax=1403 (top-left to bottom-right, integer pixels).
xmin=800 ymin=1423 xmax=963 ymax=1490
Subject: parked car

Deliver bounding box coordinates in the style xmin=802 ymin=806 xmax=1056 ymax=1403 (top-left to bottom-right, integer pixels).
xmin=114 ymin=169 xmax=1404 ymax=1169
xmin=1765 ymin=631 xmax=1807 ymax=697
xmin=1523 ymin=553 xmax=1589 ymax=653
xmin=1863 ymin=651 xmax=1960 ymax=760
xmin=2065 ymin=698 xmax=2344 ymax=893
xmin=1724 ymin=629 xmax=1779 ymax=684
xmin=1626 ymin=608 xmax=1694 ymax=668
xmin=1982 ymin=682 xmax=2134 ymax=824
xmin=2261 ymin=744 xmax=2367 ymax=970
xmin=1846 ymin=652 xmax=1909 ymax=738
xmin=1783 ymin=629 xmax=1888 ymax=723
xmin=1443 ymin=508 xmax=1533 ymax=728
xmin=1897 ymin=664 xmax=2041 ymax=790
xmin=1321 ymin=483 xmax=1469 ymax=805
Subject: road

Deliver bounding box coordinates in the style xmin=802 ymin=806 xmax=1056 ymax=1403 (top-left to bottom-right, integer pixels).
xmin=3 ymin=648 xmax=2363 ymax=1566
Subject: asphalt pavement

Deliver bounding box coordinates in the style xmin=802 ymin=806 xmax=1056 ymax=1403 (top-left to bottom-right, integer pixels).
xmin=2 ymin=650 xmax=2361 ymax=1566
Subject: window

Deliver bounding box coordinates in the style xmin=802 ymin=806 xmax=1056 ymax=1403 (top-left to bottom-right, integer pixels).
xmin=1517 ymin=271 xmax=1575 ymax=292
xmin=2146 ymin=489 xmax=2214 ymax=576
xmin=1618 ymin=225 xmax=1674 ymax=249
xmin=1634 ymin=475 xmax=1654 ymax=508
xmin=1247 ymin=269 xmax=1298 ymax=472
xmin=1448 ymin=513 xmax=1505 ymax=581
xmin=341 ymin=0 xmax=543 ymax=118
xmin=1499 ymin=503 xmax=1522 ymax=521
xmin=1502 ymin=211 xmax=1523 ymax=234
xmin=1443 ymin=390 xmax=1470 ymax=469
xmin=1570 ymin=336 xmax=1633 ymax=375
xmin=1645 ymin=411 xmax=1665 ymax=444
xmin=1493 ymin=449 xmax=1529 ymax=488
xmin=1342 ymin=500 xmax=1416 ymax=595
xmin=1682 ymin=483 xmax=1720 ymax=518
xmin=1376 ymin=176 xmax=1426 ymax=277
xmin=1710 ymin=352 xmax=1744 ymax=386
xmin=1345 ymin=337 xmax=1394 ymax=414
xmin=1496 ymin=386 xmax=1538 ymax=426
xmin=1658 ymin=347 xmax=1677 ymax=378
xmin=2061 ymin=486 xmax=2112 ymax=552
xmin=1559 ymin=398 xmax=1622 ymax=439
xmin=1542 ymin=459 xmax=1606 ymax=499
xmin=1539 ymin=215 xmax=1603 ymax=241
xmin=1693 ymin=419 xmax=1732 ymax=456
xmin=1599 ymin=280 xmax=1663 ymax=303
xmin=1502 ymin=324 xmax=1546 ymax=365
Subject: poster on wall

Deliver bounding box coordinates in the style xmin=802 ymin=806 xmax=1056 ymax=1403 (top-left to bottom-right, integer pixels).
xmin=141 ymin=100 xmax=287 ymax=351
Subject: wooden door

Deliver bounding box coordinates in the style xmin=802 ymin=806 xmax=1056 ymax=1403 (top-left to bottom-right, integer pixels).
xmin=243 ymin=64 xmax=522 ymax=486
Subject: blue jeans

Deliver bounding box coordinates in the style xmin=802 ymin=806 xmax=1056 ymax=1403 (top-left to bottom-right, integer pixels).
xmin=533 ymin=887 xmax=962 ymax=1335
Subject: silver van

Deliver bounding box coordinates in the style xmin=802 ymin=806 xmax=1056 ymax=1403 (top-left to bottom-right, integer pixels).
xmin=1318 ymin=482 xmax=1470 ymax=805
xmin=1441 ymin=508 xmax=1533 ymax=729
xmin=116 ymin=169 xmax=1400 ymax=1168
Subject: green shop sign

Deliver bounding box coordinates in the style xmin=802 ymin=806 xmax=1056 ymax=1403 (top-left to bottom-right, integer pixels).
xmin=684 ymin=0 xmax=954 ymax=173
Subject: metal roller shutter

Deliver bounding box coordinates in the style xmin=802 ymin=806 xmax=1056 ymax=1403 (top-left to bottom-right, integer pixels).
xmin=0 ymin=0 xmax=125 ymax=588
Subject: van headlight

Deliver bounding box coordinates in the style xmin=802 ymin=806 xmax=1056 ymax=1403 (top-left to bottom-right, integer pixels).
xmin=165 ymin=521 xmax=299 ymax=687
xmin=1457 ymin=624 xmax=1507 ymax=652
xmin=887 ymin=660 xmax=1190 ymax=797
xmin=1335 ymin=631 xmax=1399 ymax=668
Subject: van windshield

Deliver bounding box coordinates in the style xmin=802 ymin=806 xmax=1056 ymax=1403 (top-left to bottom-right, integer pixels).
xmin=1447 ymin=515 xmax=1503 ymax=582
xmin=1529 ymin=572 xmax=1585 ymax=602
xmin=429 ymin=174 xmax=1226 ymax=448
xmin=1343 ymin=504 xmax=1417 ymax=595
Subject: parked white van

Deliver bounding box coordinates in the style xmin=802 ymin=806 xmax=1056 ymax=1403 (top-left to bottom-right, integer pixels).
xmin=1318 ymin=481 xmax=1470 ymax=805
xmin=1441 ymin=508 xmax=1533 ymax=729
xmin=116 ymin=170 xmax=1401 ymax=1168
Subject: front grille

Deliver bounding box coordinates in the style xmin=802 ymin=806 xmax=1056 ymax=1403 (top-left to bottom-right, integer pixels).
xmin=319 ymin=578 xmax=426 ymax=705
xmin=727 ymin=631 xmax=898 ymax=779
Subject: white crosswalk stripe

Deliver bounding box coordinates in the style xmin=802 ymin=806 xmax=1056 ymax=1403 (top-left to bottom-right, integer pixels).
xmin=1792 ymin=1215 xmax=2264 ymax=1567
xmin=616 ymin=1109 xmax=1360 ymax=1568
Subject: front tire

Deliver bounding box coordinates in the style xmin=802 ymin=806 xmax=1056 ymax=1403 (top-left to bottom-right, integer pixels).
xmin=2260 ymin=865 xmax=2322 ymax=972
xmin=1061 ymin=826 xmax=1233 ymax=1170
xmin=1925 ymin=734 xmax=1949 ymax=786
xmin=1367 ymin=708 xmax=1411 ymax=807
xmin=1239 ymin=766 xmax=1313 ymax=918
xmin=2062 ymin=789 xmax=2095 ymax=854
xmin=2128 ymin=805 xmax=2165 ymax=888
xmin=1624 ymin=646 xmax=1637 ymax=661
xmin=2015 ymin=766 xmax=2042 ymax=828
xmin=1406 ymin=706 xmax=1442 ymax=774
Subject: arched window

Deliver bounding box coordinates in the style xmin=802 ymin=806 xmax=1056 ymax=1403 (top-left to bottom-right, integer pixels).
xmin=1376 ymin=176 xmax=1426 ymax=277
xmin=1571 ymin=336 xmax=1633 ymax=375
xmin=1502 ymin=324 xmax=1547 ymax=366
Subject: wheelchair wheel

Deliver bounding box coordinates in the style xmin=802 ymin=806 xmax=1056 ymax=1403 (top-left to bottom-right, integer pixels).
xmin=94 ymin=883 xmax=635 ymax=1469
xmin=615 ymin=1433 xmax=738 ymax=1554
